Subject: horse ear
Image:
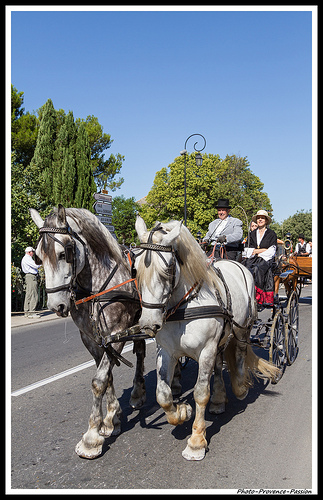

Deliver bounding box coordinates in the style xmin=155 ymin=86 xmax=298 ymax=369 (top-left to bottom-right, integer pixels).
xmin=161 ymin=221 xmax=182 ymax=247
xmin=135 ymin=215 xmax=148 ymax=242
xmin=57 ymin=204 xmax=67 ymax=226
xmin=29 ymin=208 xmax=44 ymax=229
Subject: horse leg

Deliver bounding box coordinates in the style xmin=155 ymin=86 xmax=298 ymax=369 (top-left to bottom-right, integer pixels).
xmin=209 ymin=350 xmax=227 ymax=414
xmin=182 ymin=345 xmax=215 ymax=461
xmin=225 ymin=333 xmax=252 ymax=400
xmin=129 ymin=339 xmax=147 ymax=409
xmin=156 ymin=349 xmax=192 ymax=426
xmin=75 ymin=351 xmax=112 ymax=459
xmin=100 ymin=365 xmax=122 ymax=438
xmin=171 ymin=361 xmax=182 ymax=397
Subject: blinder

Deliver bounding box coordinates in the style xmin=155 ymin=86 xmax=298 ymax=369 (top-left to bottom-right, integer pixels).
xmin=36 ymin=224 xmax=85 ymax=294
xmin=64 ymin=241 xmax=75 ymax=264
xmin=136 ymin=223 xmax=179 ymax=312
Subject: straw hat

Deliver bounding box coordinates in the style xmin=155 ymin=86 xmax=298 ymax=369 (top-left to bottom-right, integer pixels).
xmin=251 ymin=210 xmax=272 ymax=224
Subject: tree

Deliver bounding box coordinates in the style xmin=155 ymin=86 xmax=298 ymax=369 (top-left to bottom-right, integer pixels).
xmin=11 ymin=85 xmax=38 ymax=167
xmin=74 ymin=123 xmax=97 ymax=211
xmin=140 ymin=153 xmax=272 ymax=236
xmin=271 ymin=210 xmax=312 ymax=246
xmin=28 ymin=98 xmax=57 ymax=206
xmin=112 ymin=196 xmax=140 ymax=245
xmin=52 ymin=111 xmax=77 ymax=205
xmin=76 ymin=115 xmax=125 ymax=191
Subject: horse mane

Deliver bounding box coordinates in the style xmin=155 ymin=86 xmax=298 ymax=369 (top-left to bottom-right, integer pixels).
xmin=138 ymin=220 xmax=220 ymax=291
xmin=40 ymin=207 xmax=124 ymax=268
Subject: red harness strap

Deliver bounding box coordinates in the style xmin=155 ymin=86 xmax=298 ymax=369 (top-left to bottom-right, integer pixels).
xmin=74 ymin=251 xmax=142 ymax=306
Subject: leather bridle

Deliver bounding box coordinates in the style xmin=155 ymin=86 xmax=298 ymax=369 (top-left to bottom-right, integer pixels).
xmin=133 ymin=224 xmax=178 ymax=314
xmin=36 ymin=224 xmax=86 ymax=295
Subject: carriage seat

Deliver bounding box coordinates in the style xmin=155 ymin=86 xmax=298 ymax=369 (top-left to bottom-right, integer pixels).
xmin=279 ymin=269 xmax=294 ymax=279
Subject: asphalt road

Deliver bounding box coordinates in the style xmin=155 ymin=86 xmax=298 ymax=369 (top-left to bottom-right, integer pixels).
xmin=10 ymin=286 xmax=314 ymax=492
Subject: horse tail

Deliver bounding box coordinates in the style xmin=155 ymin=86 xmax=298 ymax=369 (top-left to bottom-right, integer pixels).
xmin=245 ymin=345 xmax=281 ymax=381
xmin=224 ymin=338 xmax=280 ymax=398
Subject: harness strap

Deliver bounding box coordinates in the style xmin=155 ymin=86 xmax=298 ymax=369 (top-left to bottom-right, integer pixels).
xmin=166 ymin=281 xmax=200 ymax=319
xmin=74 ymin=278 xmax=137 ymax=305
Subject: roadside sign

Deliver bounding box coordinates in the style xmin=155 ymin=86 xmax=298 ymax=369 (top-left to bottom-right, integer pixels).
xmin=93 ymin=192 xmax=112 ymax=203
xmin=93 ymin=201 xmax=112 ymax=215
xmin=96 ymin=214 xmax=113 ymax=225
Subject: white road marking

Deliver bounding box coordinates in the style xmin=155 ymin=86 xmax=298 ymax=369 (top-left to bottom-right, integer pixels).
xmin=11 ymin=339 xmax=155 ymax=397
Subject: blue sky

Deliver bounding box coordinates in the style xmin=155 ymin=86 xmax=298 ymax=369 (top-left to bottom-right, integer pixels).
xmin=9 ymin=7 xmax=315 ymax=223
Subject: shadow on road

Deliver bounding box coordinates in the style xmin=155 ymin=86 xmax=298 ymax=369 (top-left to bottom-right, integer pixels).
xmin=101 ymin=356 xmax=281 ymax=457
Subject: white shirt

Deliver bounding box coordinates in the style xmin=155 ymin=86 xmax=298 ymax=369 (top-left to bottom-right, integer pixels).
xmin=295 ymin=242 xmax=311 ymax=254
xmin=213 ymin=218 xmax=228 ymax=237
xmin=242 ymin=229 xmax=276 ymax=262
xmin=21 ymin=254 xmax=41 ymax=274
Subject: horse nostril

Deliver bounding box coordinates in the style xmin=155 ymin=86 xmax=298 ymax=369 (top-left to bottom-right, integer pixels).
xmin=53 ymin=304 xmax=68 ymax=317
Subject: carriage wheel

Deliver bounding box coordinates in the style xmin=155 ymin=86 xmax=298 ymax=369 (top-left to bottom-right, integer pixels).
xmin=295 ymin=279 xmax=302 ymax=299
xmin=285 ymin=290 xmax=299 ymax=365
xmin=269 ymin=311 xmax=286 ymax=383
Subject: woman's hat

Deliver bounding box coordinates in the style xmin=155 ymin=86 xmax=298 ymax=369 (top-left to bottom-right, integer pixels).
xmin=252 ymin=210 xmax=272 ymax=224
xmin=215 ymin=198 xmax=231 ymax=209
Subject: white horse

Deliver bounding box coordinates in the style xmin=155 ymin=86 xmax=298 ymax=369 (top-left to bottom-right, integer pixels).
xmin=30 ymin=205 xmax=146 ymax=459
xmin=134 ymin=216 xmax=279 ymax=461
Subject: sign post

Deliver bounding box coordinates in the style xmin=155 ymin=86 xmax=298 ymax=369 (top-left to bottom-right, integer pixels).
xmin=93 ymin=190 xmax=116 ymax=239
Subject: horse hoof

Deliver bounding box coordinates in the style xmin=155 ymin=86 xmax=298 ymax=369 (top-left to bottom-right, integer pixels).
xmin=99 ymin=424 xmax=114 ymax=437
xmin=235 ymin=388 xmax=249 ymax=400
xmin=209 ymin=402 xmax=226 ymax=414
xmin=179 ymin=402 xmax=192 ymax=423
xmin=182 ymin=444 xmax=206 ymax=461
xmin=129 ymin=394 xmax=146 ymax=409
xmin=75 ymin=440 xmax=103 ymax=459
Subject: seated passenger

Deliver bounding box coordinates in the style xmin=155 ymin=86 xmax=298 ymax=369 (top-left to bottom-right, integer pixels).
xmin=242 ymin=210 xmax=277 ymax=306
xmin=293 ymin=234 xmax=311 ymax=257
xmin=202 ymin=198 xmax=243 ymax=261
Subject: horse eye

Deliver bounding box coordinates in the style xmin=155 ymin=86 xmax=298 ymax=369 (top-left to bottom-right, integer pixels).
xmin=58 ymin=252 xmax=65 ymax=261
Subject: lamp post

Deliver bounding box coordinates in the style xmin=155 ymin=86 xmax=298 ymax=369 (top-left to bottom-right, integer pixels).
xmin=180 ymin=134 xmax=206 ymax=226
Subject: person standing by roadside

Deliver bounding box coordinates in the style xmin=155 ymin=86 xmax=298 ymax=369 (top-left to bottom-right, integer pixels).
xmin=21 ymin=246 xmax=41 ymax=318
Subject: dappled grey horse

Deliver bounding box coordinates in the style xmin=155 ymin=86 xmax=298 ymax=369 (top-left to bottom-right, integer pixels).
xmin=30 ymin=205 xmax=145 ymax=459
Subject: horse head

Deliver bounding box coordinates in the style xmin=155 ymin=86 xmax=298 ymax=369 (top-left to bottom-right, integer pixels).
xmin=134 ymin=215 xmax=182 ymax=334
xmin=30 ymin=204 xmax=87 ymax=317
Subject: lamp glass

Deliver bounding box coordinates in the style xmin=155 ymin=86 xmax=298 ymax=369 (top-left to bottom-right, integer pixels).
xmin=195 ymin=153 xmax=203 ymax=167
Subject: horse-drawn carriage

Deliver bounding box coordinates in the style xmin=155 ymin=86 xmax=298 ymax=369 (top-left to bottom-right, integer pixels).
xmin=30 ymin=206 xmax=306 ymax=461
xmin=247 ymin=239 xmax=311 ymax=382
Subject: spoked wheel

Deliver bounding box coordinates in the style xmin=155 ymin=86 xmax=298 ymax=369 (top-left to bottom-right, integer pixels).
xmin=285 ymin=290 xmax=299 ymax=365
xmin=269 ymin=311 xmax=286 ymax=383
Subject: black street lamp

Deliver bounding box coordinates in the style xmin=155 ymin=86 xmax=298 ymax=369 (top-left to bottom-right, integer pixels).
xmin=180 ymin=134 xmax=206 ymax=226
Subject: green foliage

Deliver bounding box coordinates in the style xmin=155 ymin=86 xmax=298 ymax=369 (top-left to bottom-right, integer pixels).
xmin=271 ymin=210 xmax=312 ymax=246
xmin=140 ymin=153 xmax=272 ymax=237
xmin=11 ymin=85 xmax=38 ymax=167
xmin=11 ymin=86 xmax=125 ymax=266
xmin=112 ymin=196 xmax=140 ymax=246
xmin=11 ymin=263 xmax=25 ymax=312
xmin=28 ymin=98 xmax=57 ymax=205
xmin=76 ymin=115 xmax=124 ymax=191
xmin=74 ymin=123 xmax=97 ymax=210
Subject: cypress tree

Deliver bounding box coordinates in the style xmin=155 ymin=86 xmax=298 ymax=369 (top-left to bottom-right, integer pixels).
xmin=74 ymin=123 xmax=96 ymax=211
xmin=52 ymin=111 xmax=77 ymax=205
xmin=29 ymin=99 xmax=57 ymax=205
